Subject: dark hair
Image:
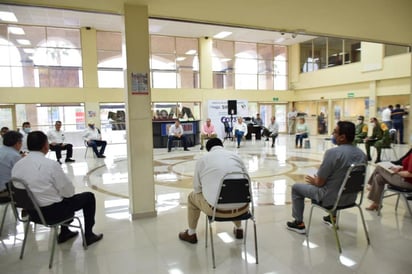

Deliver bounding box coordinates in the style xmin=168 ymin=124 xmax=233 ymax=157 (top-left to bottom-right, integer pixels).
xmin=206 ymin=137 xmax=223 ymax=151
xmin=27 ymin=131 xmax=48 ymax=151
xmin=3 ymin=131 xmax=23 ymax=147
xmin=337 ymin=121 xmax=355 ymax=143
xmin=396 ymin=104 xmax=401 ymax=108
xmin=22 ymin=121 xmax=30 ymax=127
xmin=55 ymin=120 xmax=62 ymax=125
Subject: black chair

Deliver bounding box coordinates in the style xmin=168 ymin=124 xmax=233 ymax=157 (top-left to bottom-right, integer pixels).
xmin=306 ymin=163 xmax=370 ymax=253
xmin=222 ymin=121 xmax=233 ymax=142
xmin=204 ymin=171 xmax=258 ymax=268
xmin=378 ymin=184 xmax=412 ymax=217
xmin=9 ymin=177 xmax=87 ymax=269
xmin=0 ymin=190 xmax=12 ymax=236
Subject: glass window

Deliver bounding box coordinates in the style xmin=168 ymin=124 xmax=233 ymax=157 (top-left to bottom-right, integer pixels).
xmin=385 ymin=44 xmax=411 ymax=57
xmin=152 ymin=102 xmax=200 ymax=120
xmin=327 ymin=38 xmax=343 ymax=67
xmin=212 ymin=40 xmax=234 ymax=89
xmin=97 ymin=31 xmax=124 ymax=88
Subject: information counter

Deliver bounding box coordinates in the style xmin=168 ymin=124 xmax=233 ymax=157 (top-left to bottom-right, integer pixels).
xmin=152 ymin=120 xmax=200 ymax=148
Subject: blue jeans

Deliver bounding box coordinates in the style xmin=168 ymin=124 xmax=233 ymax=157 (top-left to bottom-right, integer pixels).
xmin=87 ymin=140 xmax=107 ymax=156
xmin=234 ymin=130 xmax=244 ymax=146
xmin=295 ymin=133 xmax=308 ymax=146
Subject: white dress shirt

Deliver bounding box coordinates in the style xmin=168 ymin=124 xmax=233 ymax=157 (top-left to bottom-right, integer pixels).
xmin=47 ymin=129 xmax=65 ymax=144
xmin=193 ymin=146 xmax=247 ymax=209
xmin=168 ymin=124 xmax=184 ymax=136
xmin=381 ymin=108 xmax=392 ymax=122
xmin=232 ymin=122 xmax=248 ymax=136
xmin=11 ymin=151 xmax=74 ymax=207
xmin=83 ymin=127 xmax=102 ymax=141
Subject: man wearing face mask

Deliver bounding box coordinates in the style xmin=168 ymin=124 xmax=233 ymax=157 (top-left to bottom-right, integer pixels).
xmin=353 ymin=116 xmax=368 ymax=144
xmin=83 ymin=121 xmax=107 ymax=158
xmin=286 ymin=121 xmax=366 ymax=234
xmin=20 ymin=121 xmax=31 ymax=153
xmin=364 ymin=117 xmax=391 ymax=163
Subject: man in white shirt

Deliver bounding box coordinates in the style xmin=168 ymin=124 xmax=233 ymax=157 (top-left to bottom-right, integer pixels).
xmin=381 ymin=105 xmax=393 ymax=129
xmin=83 ymin=121 xmax=107 ymax=158
xmin=20 ymin=121 xmax=31 ymax=153
xmin=47 ymin=121 xmax=75 ymax=164
xmin=178 ymin=138 xmax=249 ymax=244
xmin=262 ymin=116 xmax=279 ymax=147
xmin=233 ymin=116 xmax=248 ymax=148
xmin=0 ymin=126 xmax=9 ymax=148
xmin=167 ymin=120 xmax=189 ymax=152
xmin=11 ymin=131 xmax=103 ymax=246
xmin=288 ymin=108 xmax=298 ymax=135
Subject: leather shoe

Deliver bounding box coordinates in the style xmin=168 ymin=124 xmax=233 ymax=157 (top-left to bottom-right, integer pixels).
xmin=97 ymin=154 xmax=106 ymax=158
xmin=58 ymin=230 xmax=79 ymax=244
xmin=184 ymin=148 xmax=190 ymax=151
xmin=178 ymin=230 xmax=198 ymax=244
xmin=233 ymin=227 xmax=243 ymax=239
xmin=57 ymin=159 xmax=62 ymax=165
xmin=86 ymin=233 xmax=103 ymax=246
xmin=65 ymin=158 xmax=75 ymax=163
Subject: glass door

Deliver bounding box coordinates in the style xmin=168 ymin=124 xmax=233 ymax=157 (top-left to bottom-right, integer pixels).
xmin=0 ymin=105 xmax=16 ymax=130
xmin=259 ymin=104 xmax=287 ymax=132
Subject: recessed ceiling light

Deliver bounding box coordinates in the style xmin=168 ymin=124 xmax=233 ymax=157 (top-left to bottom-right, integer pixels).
xmin=176 ymin=57 xmax=186 ymax=61
xmin=0 ymin=11 xmax=17 ymax=22
xmin=16 ymin=39 xmax=31 ymax=45
xmin=213 ymin=31 xmax=232 ymax=39
xmin=8 ymin=26 xmax=25 ymax=35
xmin=185 ymin=49 xmax=197 ymax=55
xmin=275 ymin=37 xmax=285 ymax=43
xmin=23 ymin=48 xmax=35 ymax=53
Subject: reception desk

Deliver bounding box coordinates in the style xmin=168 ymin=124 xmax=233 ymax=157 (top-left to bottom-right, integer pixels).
xmin=152 ymin=120 xmax=200 ymax=148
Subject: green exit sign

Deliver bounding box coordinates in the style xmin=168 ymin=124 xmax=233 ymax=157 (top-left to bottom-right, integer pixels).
xmin=347 ymin=92 xmax=355 ymax=98
xmin=272 ymin=97 xmax=279 ymax=101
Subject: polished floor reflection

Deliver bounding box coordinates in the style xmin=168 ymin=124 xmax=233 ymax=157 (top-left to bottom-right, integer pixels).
xmin=1 ymin=135 xmax=412 ymax=274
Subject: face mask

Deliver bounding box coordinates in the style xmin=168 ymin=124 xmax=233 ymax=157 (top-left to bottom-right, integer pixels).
xmin=23 ymin=127 xmax=31 ymax=134
xmin=90 ymin=125 xmax=95 ymax=130
xmin=331 ymin=135 xmax=337 ymax=145
xmin=357 ymin=120 xmax=362 ymax=125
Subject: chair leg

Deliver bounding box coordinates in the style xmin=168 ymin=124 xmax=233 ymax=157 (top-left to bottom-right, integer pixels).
xmin=306 ymin=206 xmax=315 ymax=241
xmin=0 ymin=203 xmax=10 ymax=236
xmin=252 ymin=219 xmax=259 ymax=264
xmin=20 ymin=220 xmax=30 ymax=259
xmin=395 ymin=194 xmax=401 ymax=211
xmin=401 ymin=194 xmax=412 ymax=217
xmin=243 ymin=219 xmax=248 ymax=245
xmin=49 ymin=227 xmax=59 ymax=268
xmin=209 ymin=222 xmax=216 ymax=268
xmin=357 ymin=205 xmax=370 ymax=245
xmin=204 ymin=216 xmax=208 ymax=248
xmin=330 ymin=213 xmax=342 ymax=253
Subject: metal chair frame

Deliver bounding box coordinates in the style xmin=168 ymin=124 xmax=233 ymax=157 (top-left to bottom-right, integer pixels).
xmin=306 ymin=163 xmax=370 ymax=253
xmin=204 ymin=171 xmax=258 ymax=268
xmin=9 ymin=177 xmax=87 ymax=269
xmin=378 ymin=184 xmax=412 ymax=217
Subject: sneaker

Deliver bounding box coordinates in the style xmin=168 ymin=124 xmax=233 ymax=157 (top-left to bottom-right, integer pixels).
xmin=322 ymin=215 xmax=337 ymax=228
xmin=286 ymin=220 xmax=306 ymax=234
xmin=233 ymin=227 xmax=243 ymax=239
xmin=178 ymin=230 xmax=198 ymax=244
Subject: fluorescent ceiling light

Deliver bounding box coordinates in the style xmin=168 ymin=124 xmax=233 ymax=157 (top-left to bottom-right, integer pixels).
xmin=275 ymin=37 xmax=285 ymax=43
xmin=0 ymin=11 xmax=17 ymax=22
xmin=176 ymin=57 xmax=186 ymax=61
xmin=16 ymin=39 xmax=31 ymax=45
xmin=8 ymin=26 xmax=25 ymax=35
xmin=23 ymin=48 xmax=35 ymax=54
xmin=185 ymin=49 xmax=197 ymax=55
xmin=213 ymin=31 xmax=232 ymax=39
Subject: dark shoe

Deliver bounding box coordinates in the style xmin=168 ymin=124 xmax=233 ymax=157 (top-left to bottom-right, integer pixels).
xmin=58 ymin=230 xmax=79 ymax=244
xmin=374 ymin=159 xmax=381 ymax=164
xmin=271 ymin=143 xmax=274 ymax=148
xmin=322 ymin=215 xmax=337 ymax=228
xmin=21 ymin=209 xmax=28 ymax=218
xmin=178 ymin=230 xmax=198 ymax=244
xmin=168 ymin=149 xmax=171 ymax=152
xmin=97 ymin=154 xmax=106 ymax=158
xmin=86 ymin=233 xmax=103 ymax=246
xmin=57 ymin=159 xmax=62 ymax=165
xmin=286 ymin=220 xmax=306 ymax=234
xmin=233 ymin=227 xmax=243 ymax=239
xmin=367 ymin=156 xmax=372 ymax=161
xmin=200 ymin=146 xmax=204 ymax=150
xmin=237 ymin=145 xmax=240 ymax=148
xmin=65 ymin=158 xmax=75 ymax=163
xmin=391 ymin=160 xmax=401 ymax=165
xmin=184 ymin=148 xmax=190 ymax=151
xmin=266 ymin=138 xmax=269 ymax=141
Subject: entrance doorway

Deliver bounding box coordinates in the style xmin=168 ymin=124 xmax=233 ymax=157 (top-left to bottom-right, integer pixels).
xmin=259 ymin=104 xmax=287 ymax=132
xmin=0 ymin=105 xmax=16 ymax=130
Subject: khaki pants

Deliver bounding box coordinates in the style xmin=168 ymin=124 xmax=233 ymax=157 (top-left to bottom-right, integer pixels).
xmin=187 ymin=191 xmax=249 ymax=230
xmin=200 ymin=134 xmax=217 ymax=147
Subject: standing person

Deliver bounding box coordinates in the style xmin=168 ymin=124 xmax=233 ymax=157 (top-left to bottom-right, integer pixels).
xmin=20 ymin=121 xmax=31 ymax=153
xmin=253 ymin=113 xmax=263 ymax=127
xmin=288 ymin=108 xmax=298 ymax=135
xmin=262 ymin=116 xmax=279 ymax=147
xmin=286 ymin=121 xmax=367 ymax=234
xmin=295 ymin=117 xmax=309 ymax=148
xmin=47 ymin=121 xmax=75 ymax=164
xmin=233 ymin=116 xmax=248 ymax=148
xmin=167 ymin=120 xmax=189 ymax=152
xmin=366 ymin=154 xmax=412 ymax=211
xmin=11 ymin=131 xmax=103 ymax=246
xmin=391 ymin=104 xmax=408 ymax=144
xmin=353 ymin=116 xmax=368 ymax=144
xmin=381 ymin=105 xmax=393 ymax=129
xmin=0 ymin=126 xmax=9 ymax=148
xmin=0 ymin=131 xmax=23 ymax=200
xmin=83 ymin=121 xmax=107 ymax=158
xmin=200 ymin=118 xmax=217 ymax=150
xmin=317 ymin=112 xmax=326 ymax=134
xmin=364 ymin=117 xmax=391 ymax=163
xmin=178 ymin=138 xmax=249 ymax=243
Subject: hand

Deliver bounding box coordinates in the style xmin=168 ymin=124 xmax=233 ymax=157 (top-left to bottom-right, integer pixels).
xmin=304 ymin=175 xmax=316 ymax=184
xmin=389 ymin=166 xmax=402 ymax=173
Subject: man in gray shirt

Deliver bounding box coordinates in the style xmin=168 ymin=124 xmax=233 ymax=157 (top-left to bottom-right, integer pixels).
xmin=0 ymin=131 xmax=23 ymax=200
xmin=286 ymin=121 xmax=367 ymax=234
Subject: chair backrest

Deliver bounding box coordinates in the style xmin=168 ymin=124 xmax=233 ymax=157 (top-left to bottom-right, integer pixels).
xmin=213 ymin=171 xmax=252 ymax=208
xmin=9 ymin=177 xmax=48 ymax=225
xmin=333 ymin=163 xmax=367 ymax=209
xmin=223 ymin=121 xmax=231 ymax=132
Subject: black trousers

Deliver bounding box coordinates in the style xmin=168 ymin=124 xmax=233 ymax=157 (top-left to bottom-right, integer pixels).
xmin=31 ymin=192 xmax=96 ymax=236
xmin=49 ymin=143 xmax=73 ymax=160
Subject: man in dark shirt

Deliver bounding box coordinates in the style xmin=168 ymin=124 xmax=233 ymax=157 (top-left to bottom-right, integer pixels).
xmin=391 ymin=104 xmax=408 ymax=144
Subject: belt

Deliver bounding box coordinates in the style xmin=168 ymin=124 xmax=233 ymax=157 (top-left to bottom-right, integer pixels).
xmin=210 ymin=204 xmax=249 ymax=214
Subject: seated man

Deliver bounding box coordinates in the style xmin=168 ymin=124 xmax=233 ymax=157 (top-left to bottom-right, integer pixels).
xmin=353 ymin=115 xmax=368 ymax=144
xmin=364 ymin=117 xmax=391 ymax=163
xmin=20 ymin=121 xmax=31 ymax=153
xmin=178 ymin=138 xmax=249 ymax=243
xmin=262 ymin=116 xmax=279 ymax=147
xmin=286 ymin=121 xmax=366 ymax=234
xmin=11 ymin=131 xmax=103 ymax=246
xmin=47 ymin=121 xmax=75 ymax=164
xmin=0 ymin=131 xmax=23 ymax=201
xmin=167 ymin=120 xmax=189 ymax=152
xmin=200 ymin=118 xmax=217 ymax=150
xmin=233 ymin=116 xmax=248 ymax=148
xmin=0 ymin=126 xmax=9 ymax=148
xmin=83 ymin=121 xmax=107 ymax=158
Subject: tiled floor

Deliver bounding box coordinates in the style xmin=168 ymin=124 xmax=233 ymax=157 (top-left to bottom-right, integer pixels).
xmin=1 ymin=135 xmax=412 ymax=274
